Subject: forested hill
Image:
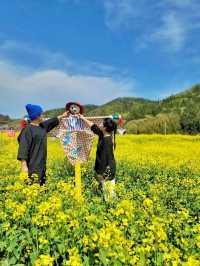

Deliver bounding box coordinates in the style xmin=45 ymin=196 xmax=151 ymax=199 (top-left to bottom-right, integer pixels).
xmin=0 ymin=114 xmax=10 ymax=126
xmin=43 ymin=84 xmax=200 ymax=134
xmin=125 ymin=84 xmax=200 ymax=133
xmin=3 ymin=84 xmax=200 ymax=133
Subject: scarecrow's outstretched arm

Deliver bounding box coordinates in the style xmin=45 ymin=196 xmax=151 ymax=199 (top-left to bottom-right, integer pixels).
xmin=85 ymin=116 xmax=112 ymax=120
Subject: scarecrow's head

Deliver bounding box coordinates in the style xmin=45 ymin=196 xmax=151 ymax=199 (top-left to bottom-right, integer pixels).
xmin=65 ymin=102 xmax=84 ymax=115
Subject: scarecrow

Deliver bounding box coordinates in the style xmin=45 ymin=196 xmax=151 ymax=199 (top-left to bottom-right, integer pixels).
xmin=56 ymin=102 xmax=124 ymax=201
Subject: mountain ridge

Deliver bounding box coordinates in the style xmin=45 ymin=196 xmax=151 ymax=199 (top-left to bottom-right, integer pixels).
xmin=1 ymin=84 xmax=200 ymax=133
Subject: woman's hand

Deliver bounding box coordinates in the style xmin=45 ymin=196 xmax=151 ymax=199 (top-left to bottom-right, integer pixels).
xmin=78 ymin=114 xmax=94 ymax=128
xmin=58 ymin=111 xmax=70 ymax=120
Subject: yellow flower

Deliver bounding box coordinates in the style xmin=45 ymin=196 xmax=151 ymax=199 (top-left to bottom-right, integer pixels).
xmin=19 ymin=171 xmax=29 ymax=181
xmin=56 ymin=211 xmax=67 ymax=222
xmin=122 ymin=218 xmax=128 ymax=226
xmin=92 ymin=233 xmax=98 ymax=242
xmin=39 ymin=237 xmax=49 ymax=245
xmin=82 ymin=235 xmax=89 ymax=246
xmin=143 ymin=197 xmax=153 ymax=208
xmin=196 ymin=235 xmax=200 ymax=248
xmin=114 ymin=199 xmax=134 ymax=220
xmin=1 ymin=133 xmax=200 ymax=265
xmin=12 ymin=203 xmax=26 ymax=219
xmin=35 ymin=254 xmax=54 ymax=266
xmin=69 ymin=219 xmax=79 ymax=230
xmin=65 ymin=248 xmax=83 ymax=266
xmin=182 ymin=256 xmax=200 ymax=266
xmin=129 ymin=255 xmax=139 ymax=265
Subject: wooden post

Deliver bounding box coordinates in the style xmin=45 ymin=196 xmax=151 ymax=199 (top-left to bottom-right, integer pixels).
xmin=75 ymin=161 xmax=83 ymax=202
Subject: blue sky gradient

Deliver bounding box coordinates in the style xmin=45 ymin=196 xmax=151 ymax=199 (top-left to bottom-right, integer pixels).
xmin=0 ymin=0 xmax=200 ymax=117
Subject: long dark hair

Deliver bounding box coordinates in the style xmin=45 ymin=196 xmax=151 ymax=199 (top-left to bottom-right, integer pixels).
xmin=103 ymin=118 xmax=117 ymax=149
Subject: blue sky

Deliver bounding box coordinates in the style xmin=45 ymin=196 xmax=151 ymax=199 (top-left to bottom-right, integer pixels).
xmin=0 ymin=0 xmax=200 ymax=117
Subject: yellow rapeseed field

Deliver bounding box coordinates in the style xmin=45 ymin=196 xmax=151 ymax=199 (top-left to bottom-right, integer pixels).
xmin=0 ymin=132 xmax=200 ymax=265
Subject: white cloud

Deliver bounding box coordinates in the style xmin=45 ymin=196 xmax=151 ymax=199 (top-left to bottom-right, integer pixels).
xmin=0 ymin=40 xmax=73 ymax=70
xmin=104 ymin=0 xmax=138 ymax=30
xmin=102 ymin=0 xmax=200 ymax=52
xmin=151 ymin=12 xmax=186 ymax=52
xmin=0 ymin=60 xmax=136 ymax=118
xmin=0 ymin=40 xmax=137 ymax=117
xmin=0 ymin=39 xmax=123 ymax=77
